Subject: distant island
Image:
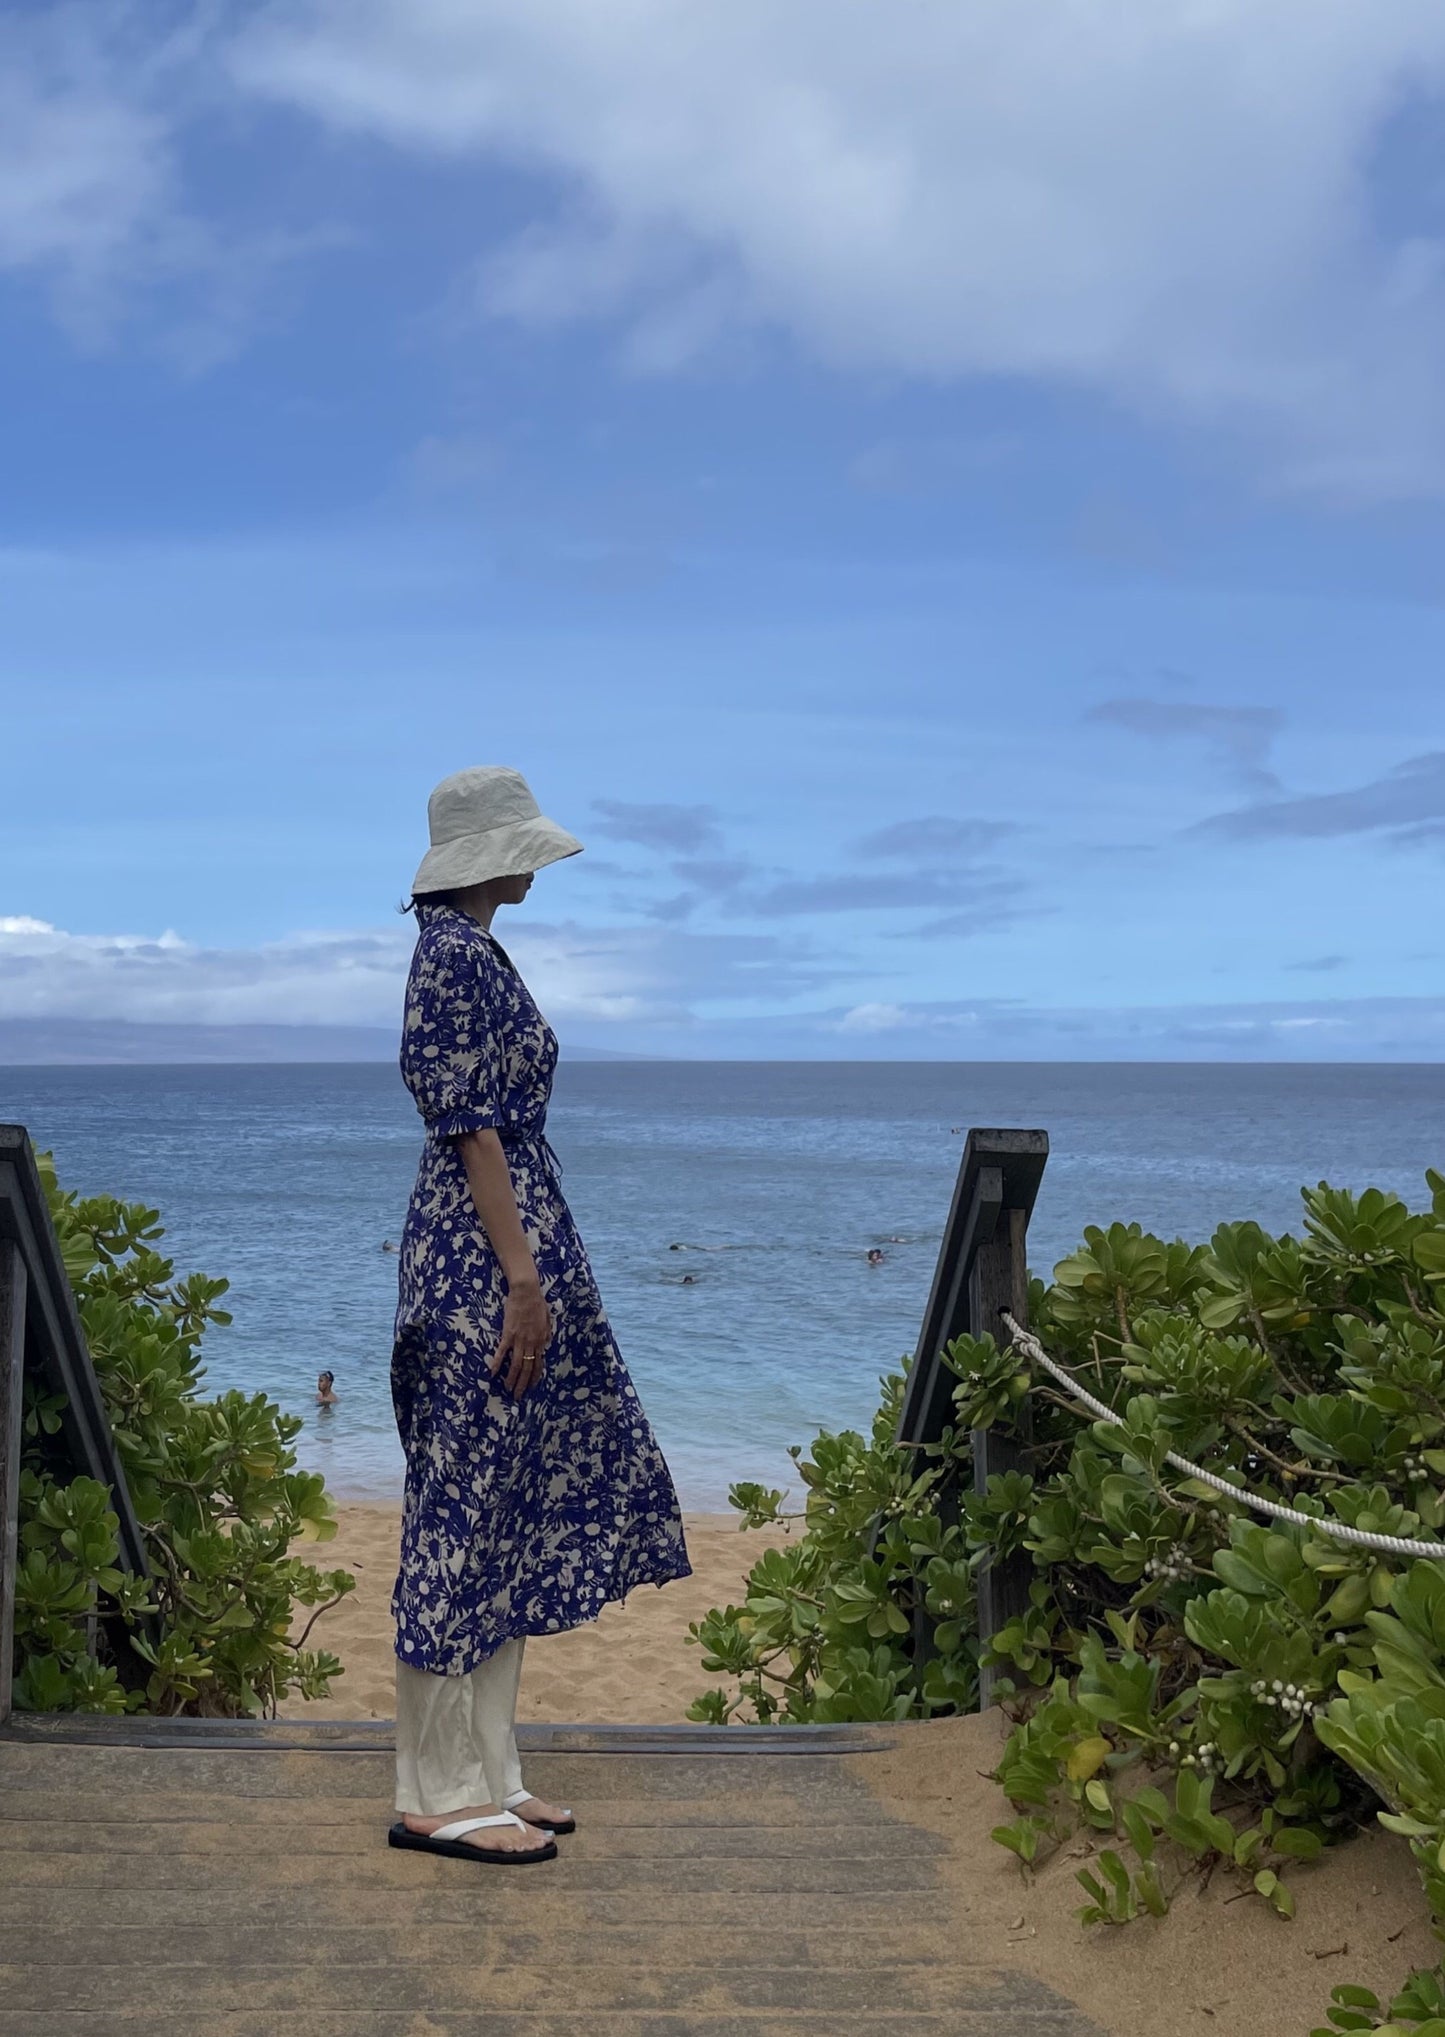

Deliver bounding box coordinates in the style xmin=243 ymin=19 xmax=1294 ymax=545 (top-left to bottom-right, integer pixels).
xmin=0 ymin=1019 xmax=647 ymax=1065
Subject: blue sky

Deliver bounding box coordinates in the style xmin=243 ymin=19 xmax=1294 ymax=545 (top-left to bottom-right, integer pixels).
xmin=1 ymin=1 xmax=1443 ymax=1059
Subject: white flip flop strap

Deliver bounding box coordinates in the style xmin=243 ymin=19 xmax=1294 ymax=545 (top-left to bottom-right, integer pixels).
xmin=430 ymin=1812 xmax=525 ymax=1841
xmin=503 ymin=1789 xmax=571 ymax=1817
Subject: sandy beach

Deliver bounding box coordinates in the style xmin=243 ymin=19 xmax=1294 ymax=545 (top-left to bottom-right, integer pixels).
xmin=280 ymin=1502 xmax=792 ymax=1723
xmin=860 ymin=1715 xmax=1436 ymax=2037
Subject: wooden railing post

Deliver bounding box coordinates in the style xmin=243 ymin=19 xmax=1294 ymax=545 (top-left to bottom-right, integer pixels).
xmin=0 ymin=1238 xmax=28 ymax=1724
xmin=895 ymin=1128 xmax=1048 ymax=1709
xmin=0 ymin=1125 xmax=151 ymax=1722
xmin=970 ymin=1204 xmax=1033 ymax=1707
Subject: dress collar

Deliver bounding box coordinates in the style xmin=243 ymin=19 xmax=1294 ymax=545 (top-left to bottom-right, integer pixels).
xmin=419 ymin=900 xmax=516 ymax=974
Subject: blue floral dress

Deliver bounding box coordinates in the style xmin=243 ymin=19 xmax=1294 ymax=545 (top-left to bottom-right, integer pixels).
xmin=391 ymin=901 xmax=691 ymax=1675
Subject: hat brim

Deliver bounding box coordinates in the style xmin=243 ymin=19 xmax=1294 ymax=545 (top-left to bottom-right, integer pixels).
xmin=411 ymin=815 xmax=583 ymax=896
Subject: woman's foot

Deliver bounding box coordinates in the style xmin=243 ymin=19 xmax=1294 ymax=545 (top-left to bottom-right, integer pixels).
xmin=402 ymin=1804 xmax=550 ymax=1855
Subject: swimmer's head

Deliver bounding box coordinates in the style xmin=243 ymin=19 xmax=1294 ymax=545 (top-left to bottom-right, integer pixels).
xmin=317 ymin=1370 xmax=335 ymax=1389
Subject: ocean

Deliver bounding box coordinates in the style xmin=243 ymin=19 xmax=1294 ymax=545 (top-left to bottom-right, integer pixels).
xmin=2 ymin=1061 xmax=1440 ymax=1508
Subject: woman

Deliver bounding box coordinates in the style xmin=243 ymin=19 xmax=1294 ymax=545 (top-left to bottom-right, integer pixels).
xmin=387 ymin=765 xmax=691 ymax=1867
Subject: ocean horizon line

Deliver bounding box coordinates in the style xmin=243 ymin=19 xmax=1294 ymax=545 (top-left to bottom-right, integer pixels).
xmin=4 ymin=1053 xmax=1443 ymax=1070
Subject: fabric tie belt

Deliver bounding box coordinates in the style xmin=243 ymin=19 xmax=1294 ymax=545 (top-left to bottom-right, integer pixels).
xmin=427 ymin=1120 xmax=564 ymax=1182
xmin=497 ymin=1124 xmax=565 ymax=1182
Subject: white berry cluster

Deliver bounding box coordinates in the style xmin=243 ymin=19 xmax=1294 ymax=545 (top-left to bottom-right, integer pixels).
xmin=1402 ymin=1453 xmax=1428 ymax=1480
xmin=1143 ymin=1545 xmax=1191 ymax=1584
xmin=1167 ymin=1738 xmax=1221 ymax=1774
xmin=1251 ymin=1677 xmax=1321 ymax=1720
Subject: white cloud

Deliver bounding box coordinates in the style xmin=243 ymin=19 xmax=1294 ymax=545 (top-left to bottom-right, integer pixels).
xmin=809 ymin=993 xmax=1441 ymax=1059
xmin=0 ymin=8 xmax=344 ymax=365
xmin=234 ymin=0 xmax=1445 ymax=497
xmin=0 ymin=916 xmax=414 ymax=1026
xmin=0 ymin=912 xmax=846 ymax=1030
xmin=9 ymin=3 xmax=1445 ymax=490
xmin=835 ymin=1002 xmax=911 ymax=1034
xmin=0 ymin=11 xmax=175 ymax=332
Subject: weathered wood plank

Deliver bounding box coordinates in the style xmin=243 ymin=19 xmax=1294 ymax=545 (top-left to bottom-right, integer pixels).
xmin=0 ymin=1923 xmax=971 ymax=1971
xmin=0 ymin=1743 xmax=899 ymax=1800
xmin=0 ymin=1815 xmax=934 ymax=1860
xmin=0 ymin=1848 xmax=943 ymax=1893
xmin=0 ymin=1884 xmax=944 ymax=1933
xmin=0 ymin=1786 xmax=923 ymax=1829
xmin=0 ymin=1712 xmax=895 ymax=1754
xmin=0 ymin=2014 xmax=1088 ymax=2037
xmin=0 ymin=1959 xmax=1074 ymax=2016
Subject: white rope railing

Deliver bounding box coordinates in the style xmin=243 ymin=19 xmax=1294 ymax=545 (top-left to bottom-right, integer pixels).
xmin=998 ymin=1310 xmax=1445 ymax=1562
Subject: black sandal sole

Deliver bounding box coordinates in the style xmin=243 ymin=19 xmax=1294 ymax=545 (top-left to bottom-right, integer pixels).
xmin=388 ymin=1821 xmax=557 ymax=1865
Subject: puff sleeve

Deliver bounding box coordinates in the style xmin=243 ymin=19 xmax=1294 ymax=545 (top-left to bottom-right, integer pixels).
xmin=400 ymin=925 xmax=505 ymax=1139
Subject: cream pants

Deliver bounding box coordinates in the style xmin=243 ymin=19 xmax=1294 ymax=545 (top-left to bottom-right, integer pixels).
xmin=394 ymin=1639 xmax=527 ymax=1816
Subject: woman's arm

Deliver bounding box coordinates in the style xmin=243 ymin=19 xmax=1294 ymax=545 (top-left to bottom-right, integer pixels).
xmin=456 ymin=1129 xmax=553 ymax=1399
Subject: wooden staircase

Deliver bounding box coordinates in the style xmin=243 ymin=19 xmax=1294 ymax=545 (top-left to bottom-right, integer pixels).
xmin=0 ymin=1716 xmax=1097 ymax=2036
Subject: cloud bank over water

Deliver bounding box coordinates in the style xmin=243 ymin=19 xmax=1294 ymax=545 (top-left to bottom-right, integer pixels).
xmin=1 ymin=915 xmax=1437 ymax=1062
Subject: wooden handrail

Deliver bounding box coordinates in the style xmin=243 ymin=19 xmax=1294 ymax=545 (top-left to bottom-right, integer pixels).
xmin=894 ymin=1126 xmax=1049 ymax=1705
xmin=0 ymin=1125 xmax=150 ymax=1722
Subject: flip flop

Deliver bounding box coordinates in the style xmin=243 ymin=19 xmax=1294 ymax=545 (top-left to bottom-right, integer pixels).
xmin=504 ymin=1788 xmax=576 ymax=1835
xmin=388 ymin=1811 xmax=557 ymax=1864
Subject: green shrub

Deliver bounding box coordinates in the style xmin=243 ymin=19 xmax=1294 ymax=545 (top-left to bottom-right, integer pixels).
xmin=14 ymin=1156 xmax=353 ymax=1716
xmin=689 ymin=1169 xmax=1445 ymax=2028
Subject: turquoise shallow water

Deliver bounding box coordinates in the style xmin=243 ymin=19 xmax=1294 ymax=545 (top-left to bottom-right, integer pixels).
xmin=2 ymin=1060 xmax=1440 ymax=1507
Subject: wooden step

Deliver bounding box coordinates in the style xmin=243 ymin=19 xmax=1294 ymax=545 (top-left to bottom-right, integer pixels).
xmin=0 ymin=1959 xmax=1064 ymax=2017
xmin=0 ymin=2016 xmax=1085 ymax=2037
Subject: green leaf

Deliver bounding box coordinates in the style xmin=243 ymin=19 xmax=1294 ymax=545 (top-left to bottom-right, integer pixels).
xmin=1272 ymin=1828 xmax=1323 ymax=1861
xmin=1066 ymin=1735 xmax=1111 ymax=1783
xmin=1135 ymin=1861 xmax=1168 ymax=1917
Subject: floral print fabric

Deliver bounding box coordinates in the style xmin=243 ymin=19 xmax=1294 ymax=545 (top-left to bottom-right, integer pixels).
xmin=391 ymin=901 xmax=691 ymax=1674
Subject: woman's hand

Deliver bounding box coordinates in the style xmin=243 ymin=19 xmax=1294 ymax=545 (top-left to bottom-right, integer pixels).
xmin=453 ymin=1130 xmax=554 ymax=1399
xmin=494 ymin=1270 xmax=552 ymax=1400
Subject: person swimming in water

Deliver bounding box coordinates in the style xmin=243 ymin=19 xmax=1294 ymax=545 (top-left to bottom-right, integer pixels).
xmin=316 ymin=1370 xmax=340 ymax=1406
xmin=866 ymin=1248 xmax=885 ymax=1266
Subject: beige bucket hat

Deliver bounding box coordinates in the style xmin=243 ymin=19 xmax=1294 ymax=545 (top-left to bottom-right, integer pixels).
xmin=411 ymin=766 xmax=584 ymax=895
